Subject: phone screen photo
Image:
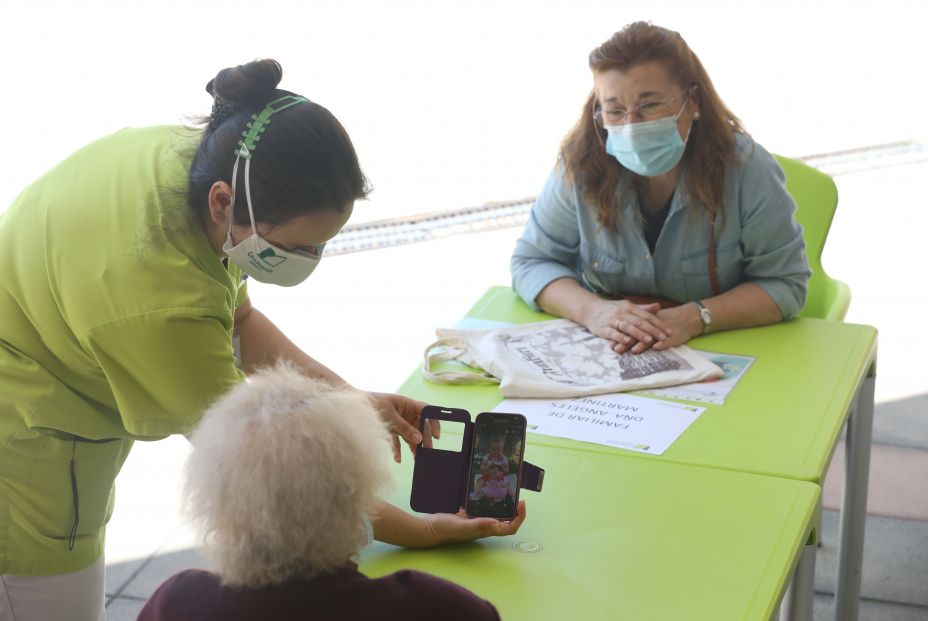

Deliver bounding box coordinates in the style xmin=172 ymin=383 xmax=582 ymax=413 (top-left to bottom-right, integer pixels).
xmin=465 ymin=412 xmax=527 ymax=520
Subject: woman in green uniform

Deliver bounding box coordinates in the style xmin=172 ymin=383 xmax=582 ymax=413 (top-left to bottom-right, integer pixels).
xmin=0 ymin=59 xmax=524 ymax=621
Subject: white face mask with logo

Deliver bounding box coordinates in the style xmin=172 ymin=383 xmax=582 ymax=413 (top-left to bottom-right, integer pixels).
xmin=221 ymin=95 xmax=323 ymax=287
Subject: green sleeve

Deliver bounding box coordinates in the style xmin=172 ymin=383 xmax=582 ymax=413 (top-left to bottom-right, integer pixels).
xmin=82 ymin=309 xmax=245 ymax=438
xmin=235 ymin=278 xmax=249 ymax=309
xmin=228 ymin=260 xmax=249 ymax=309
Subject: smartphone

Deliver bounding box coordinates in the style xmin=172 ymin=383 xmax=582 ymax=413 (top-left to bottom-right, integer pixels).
xmin=465 ymin=412 xmax=527 ymax=520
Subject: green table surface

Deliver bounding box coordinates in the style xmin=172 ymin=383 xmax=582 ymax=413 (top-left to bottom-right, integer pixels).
xmin=399 ymin=286 xmax=878 ymax=483
xmin=360 ymin=439 xmax=820 ymax=621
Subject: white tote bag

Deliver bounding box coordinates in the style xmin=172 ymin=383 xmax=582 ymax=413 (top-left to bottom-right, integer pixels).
xmin=423 ymin=319 xmax=723 ymax=398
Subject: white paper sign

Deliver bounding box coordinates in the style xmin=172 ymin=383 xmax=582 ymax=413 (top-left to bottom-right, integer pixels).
xmin=493 ymin=394 xmax=704 ymax=455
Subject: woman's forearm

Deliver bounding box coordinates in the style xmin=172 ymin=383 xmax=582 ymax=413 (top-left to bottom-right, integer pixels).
xmin=536 ymin=277 xmax=605 ymax=326
xmin=369 ymin=500 xmax=432 ymax=548
xmin=700 ymin=282 xmax=783 ymax=332
xmin=234 ymin=300 xmax=346 ymax=384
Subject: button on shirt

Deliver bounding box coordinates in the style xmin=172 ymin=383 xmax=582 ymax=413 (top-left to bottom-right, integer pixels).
xmin=510 ymin=136 xmax=811 ymax=318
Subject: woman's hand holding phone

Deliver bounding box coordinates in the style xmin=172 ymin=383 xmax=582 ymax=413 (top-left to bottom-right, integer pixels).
xmin=371 ymin=500 xmax=526 ymax=549
xmin=422 ymin=501 xmax=527 ymax=546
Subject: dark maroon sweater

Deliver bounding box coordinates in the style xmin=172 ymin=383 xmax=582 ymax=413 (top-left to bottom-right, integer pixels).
xmin=137 ymin=565 xmax=501 ymax=621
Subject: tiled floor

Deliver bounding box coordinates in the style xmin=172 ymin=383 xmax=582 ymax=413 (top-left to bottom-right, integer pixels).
xmin=101 ymin=160 xmax=928 ymax=620
xmin=823 ymin=442 xmax=928 ymax=522
xmin=815 ymin=511 xmax=928 ymax=610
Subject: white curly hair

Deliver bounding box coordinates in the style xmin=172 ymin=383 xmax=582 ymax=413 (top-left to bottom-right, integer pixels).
xmin=183 ymin=361 xmax=393 ymax=587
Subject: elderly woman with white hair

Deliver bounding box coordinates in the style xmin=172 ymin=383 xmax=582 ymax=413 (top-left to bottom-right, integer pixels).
xmin=138 ymin=362 xmax=520 ymax=621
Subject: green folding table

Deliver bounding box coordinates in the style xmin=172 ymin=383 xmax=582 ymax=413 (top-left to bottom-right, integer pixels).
xmin=360 ymin=440 xmax=820 ymax=621
xmin=396 ymin=287 xmax=878 ymax=621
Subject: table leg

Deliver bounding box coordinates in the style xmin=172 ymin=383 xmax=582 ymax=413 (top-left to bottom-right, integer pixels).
xmin=834 ymin=371 xmax=876 ymax=621
xmin=779 ymin=535 xmax=817 ymax=621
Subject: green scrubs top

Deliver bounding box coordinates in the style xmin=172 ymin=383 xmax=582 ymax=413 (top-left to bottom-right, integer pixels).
xmin=0 ymin=126 xmax=248 ymax=574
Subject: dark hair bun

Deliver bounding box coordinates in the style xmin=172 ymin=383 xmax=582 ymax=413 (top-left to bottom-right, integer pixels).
xmin=205 ymin=59 xmax=283 ymax=106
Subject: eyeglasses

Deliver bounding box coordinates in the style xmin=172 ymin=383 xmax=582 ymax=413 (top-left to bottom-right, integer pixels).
xmin=594 ymin=93 xmax=687 ymax=126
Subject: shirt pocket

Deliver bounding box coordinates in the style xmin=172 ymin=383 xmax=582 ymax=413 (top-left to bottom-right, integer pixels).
xmin=23 ymin=432 xmax=132 ymax=542
xmin=579 ymin=248 xmax=626 ymax=297
xmin=681 ymin=242 xmax=743 ymax=300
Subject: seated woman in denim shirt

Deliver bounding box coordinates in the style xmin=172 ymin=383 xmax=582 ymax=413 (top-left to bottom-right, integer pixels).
xmin=510 ymin=22 xmax=811 ymax=354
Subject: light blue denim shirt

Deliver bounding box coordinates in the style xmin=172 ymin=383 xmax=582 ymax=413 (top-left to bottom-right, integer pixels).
xmin=510 ymin=136 xmax=811 ymax=319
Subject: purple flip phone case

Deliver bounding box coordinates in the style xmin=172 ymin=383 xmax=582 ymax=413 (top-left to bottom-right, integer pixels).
xmin=410 ymin=405 xmax=545 ymax=514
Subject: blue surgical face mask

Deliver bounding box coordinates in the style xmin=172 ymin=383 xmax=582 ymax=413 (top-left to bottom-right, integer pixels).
xmin=604 ymin=99 xmax=691 ymax=177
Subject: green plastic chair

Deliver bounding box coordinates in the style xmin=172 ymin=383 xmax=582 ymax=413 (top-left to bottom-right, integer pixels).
xmin=775 ymin=155 xmax=852 ymax=321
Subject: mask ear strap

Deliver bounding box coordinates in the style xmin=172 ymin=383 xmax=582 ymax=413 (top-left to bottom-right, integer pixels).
xmin=682 ymin=84 xmax=701 ymax=121
xmin=228 ymin=155 xmax=242 ymax=235
xmin=242 ymin=157 xmax=258 ymax=233
xmin=227 ymin=154 xmax=258 ymax=236
xmin=591 ymin=97 xmax=606 ymax=149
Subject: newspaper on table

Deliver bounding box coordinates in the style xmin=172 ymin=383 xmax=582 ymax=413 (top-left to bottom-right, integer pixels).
xmin=423 ymin=318 xmax=723 ymax=399
xmin=634 ymin=351 xmax=755 ymax=405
